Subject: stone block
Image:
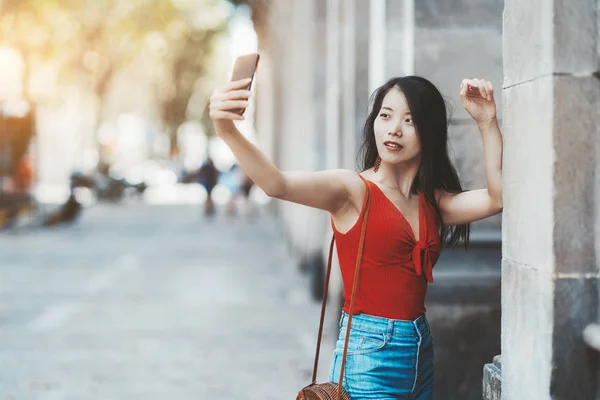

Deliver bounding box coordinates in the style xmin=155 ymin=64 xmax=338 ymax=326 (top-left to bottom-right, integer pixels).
xmin=550 ymin=276 xmax=599 ymax=398
xmin=553 ymin=0 xmax=599 ymax=75
xmin=504 ymin=0 xmax=599 ymax=87
xmin=503 ymin=0 xmax=554 ymax=87
xmin=553 ymin=75 xmax=600 ymax=274
xmin=414 ymin=0 xmax=504 ymax=29
xmin=502 ymin=258 xmax=553 ymax=399
xmin=501 ymin=77 xmax=554 ymax=267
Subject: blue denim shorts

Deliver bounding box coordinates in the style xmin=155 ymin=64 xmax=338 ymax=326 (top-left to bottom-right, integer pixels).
xmin=328 ymin=311 xmax=434 ymax=399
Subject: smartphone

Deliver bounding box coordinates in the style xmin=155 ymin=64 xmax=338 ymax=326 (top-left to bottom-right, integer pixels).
xmin=229 ymin=53 xmax=260 ymax=115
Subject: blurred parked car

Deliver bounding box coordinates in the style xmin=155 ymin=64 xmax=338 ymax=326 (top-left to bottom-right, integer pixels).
xmin=70 ymin=170 xmax=147 ymax=203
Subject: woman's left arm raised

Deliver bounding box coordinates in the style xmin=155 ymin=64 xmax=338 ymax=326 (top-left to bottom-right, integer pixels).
xmin=435 ymin=78 xmax=503 ymax=226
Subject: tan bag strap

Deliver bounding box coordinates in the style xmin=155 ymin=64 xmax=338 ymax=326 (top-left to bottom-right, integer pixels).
xmin=310 ymin=177 xmax=372 ymax=400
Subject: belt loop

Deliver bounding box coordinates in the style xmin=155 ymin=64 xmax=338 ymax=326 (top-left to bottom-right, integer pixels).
xmin=412 ymin=319 xmax=419 ymax=336
xmin=412 ymin=315 xmax=421 ymax=335
xmin=414 ymin=314 xmax=426 ymax=335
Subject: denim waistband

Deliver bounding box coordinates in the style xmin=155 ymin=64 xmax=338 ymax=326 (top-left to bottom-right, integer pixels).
xmin=339 ymin=311 xmax=430 ymax=338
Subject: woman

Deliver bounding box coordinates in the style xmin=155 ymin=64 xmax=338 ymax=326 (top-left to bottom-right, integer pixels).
xmin=209 ymin=75 xmax=503 ymax=399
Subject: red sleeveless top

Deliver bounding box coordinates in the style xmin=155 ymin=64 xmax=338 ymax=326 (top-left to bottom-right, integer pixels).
xmin=331 ymin=174 xmax=442 ymax=320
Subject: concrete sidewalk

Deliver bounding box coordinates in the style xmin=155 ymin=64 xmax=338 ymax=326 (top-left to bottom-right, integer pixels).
xmin=0 ymin=204 xmax=336 ymax=399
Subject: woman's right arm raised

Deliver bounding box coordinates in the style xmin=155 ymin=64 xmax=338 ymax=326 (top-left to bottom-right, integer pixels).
xmin=209 ymin=79 xmax=360 ymax=214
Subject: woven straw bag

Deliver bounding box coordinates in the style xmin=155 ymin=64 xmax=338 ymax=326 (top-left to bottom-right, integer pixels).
xmin=296 ymin=181 xmax=372 ymax=400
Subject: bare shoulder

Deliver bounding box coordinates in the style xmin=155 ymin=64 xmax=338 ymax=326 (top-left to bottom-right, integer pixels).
xmin=341 ymin=169 xmax=369 ymax=213
xmin=332 ymin=167 xmax=365 ymax=194
xmin=337 ymin=168 xmax=365 ymax=187
xmin=325 ymin=169 xmax=369 ymax=231
xmin=302 ymin=168 xmax=363 ymax=191
xmin=276 ymin=168 xmax=365 ymax=214
xmin=326 ymin=168 xmax=367 ymax=215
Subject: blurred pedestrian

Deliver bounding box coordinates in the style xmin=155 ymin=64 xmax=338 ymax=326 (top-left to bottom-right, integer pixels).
xmin=219 ymin=163 xmax=242 ymax=217
xmin=196 ymin=157 xmax=219 ymax=217
xmin=218 ymin=163 xmax=257 ymax=219
xmin=209 ymin=75 xmax=503 ymax=398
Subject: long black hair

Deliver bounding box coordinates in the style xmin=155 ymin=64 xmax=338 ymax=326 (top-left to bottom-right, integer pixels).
xmin=358 ymin=76 xmax=470 ymax=250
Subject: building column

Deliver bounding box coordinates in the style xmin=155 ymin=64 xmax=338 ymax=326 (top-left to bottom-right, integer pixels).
xmin=339 ymin=0 xmax=371 ymax=170
xmin=384 ymin=0 xmax=414 ymax=78
xmin=368 ymin=0 xmax=386 ymax=95
xmin=325 ymin=0 xmax=342 ymax=170
xmin=495 ymin=0 xmax=600 ymax=398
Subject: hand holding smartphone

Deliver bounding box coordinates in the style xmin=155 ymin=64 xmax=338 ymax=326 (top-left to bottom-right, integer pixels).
xmin=229 ymin=53 xmax=260 ymax=115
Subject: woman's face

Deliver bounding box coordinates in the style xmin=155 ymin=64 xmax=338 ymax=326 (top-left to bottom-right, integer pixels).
xmin=373 ymin=86 xmax=421 ymax=166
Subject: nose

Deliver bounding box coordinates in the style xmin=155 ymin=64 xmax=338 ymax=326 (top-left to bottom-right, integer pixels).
xmin=388 ymin=124 xmax=403 ymax=137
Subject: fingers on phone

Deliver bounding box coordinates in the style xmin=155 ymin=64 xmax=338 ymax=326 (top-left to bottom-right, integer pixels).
xmin=223 ymin=100 xmax=249 ymax=110
xmin=212 ymin=90 xmax=250 ymax=104
xmin=212 ymin=100 xmax=248 ymax=110
xmin=210 ymin=100 xmax=248 ymax=118
xmin=227 ymin=78 xmax=252 ymax=90
xmin=222 ymin=89 xmax=251 ymax=101
xmin=210 ymin=110 xmax=245 ymax=120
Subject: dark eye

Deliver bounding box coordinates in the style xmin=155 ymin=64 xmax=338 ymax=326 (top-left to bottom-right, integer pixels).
xmin=406 ymin=118 xmax=413 ymax=124
xmin=379 ymin=113 xmax=390 ymax=119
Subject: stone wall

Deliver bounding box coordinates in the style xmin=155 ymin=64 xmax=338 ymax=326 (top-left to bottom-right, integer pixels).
xmin=494 ymin=0 xmax=600 ymax=398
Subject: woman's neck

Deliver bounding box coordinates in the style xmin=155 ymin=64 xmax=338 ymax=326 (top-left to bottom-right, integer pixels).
xmin=371 ymin=161 xmax=420 ymax=197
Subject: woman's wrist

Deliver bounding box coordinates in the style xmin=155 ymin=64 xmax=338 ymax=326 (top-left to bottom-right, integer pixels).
xmin=477 ymin=117 xmax=498 ymax=131
xmin=214 ymin=120 xmax=240 ymax=138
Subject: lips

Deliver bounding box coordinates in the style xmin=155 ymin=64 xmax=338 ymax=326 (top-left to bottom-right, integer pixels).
xmin=384 ymin=141 xmax=403 ymax=150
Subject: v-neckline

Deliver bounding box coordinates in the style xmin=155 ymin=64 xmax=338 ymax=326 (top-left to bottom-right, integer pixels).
xmin=366 ymin=179 xmax=421 ymax=241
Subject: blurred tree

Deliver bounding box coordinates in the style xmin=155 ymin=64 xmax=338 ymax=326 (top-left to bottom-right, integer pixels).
xmin=160 ymin=25 xmax=225 ymax=155
xmin=0 ymin=0 xmax=67 ymax=102
xmin=0 ymin=0 xmax=229 ymax=162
